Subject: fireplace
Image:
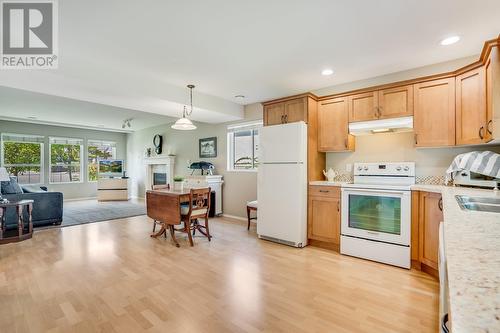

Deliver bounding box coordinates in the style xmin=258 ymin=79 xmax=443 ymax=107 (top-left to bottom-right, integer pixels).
xmin=143 ymin=156 xmax=175 ymax=195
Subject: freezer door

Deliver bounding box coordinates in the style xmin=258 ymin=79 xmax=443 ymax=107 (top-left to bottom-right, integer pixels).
xmin=260 ymin=122 xmax=307 ymax=163
xmin=257 ymin=163 xmax=307 ymax=246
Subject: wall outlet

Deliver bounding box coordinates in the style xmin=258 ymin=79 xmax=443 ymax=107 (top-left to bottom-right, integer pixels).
xmin=345 ymin=164 xmax=352 ymax=172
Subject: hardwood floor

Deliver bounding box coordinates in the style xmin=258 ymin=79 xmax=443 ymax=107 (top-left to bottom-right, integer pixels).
xmin=0 ymin=216 xmax=438 ymax=332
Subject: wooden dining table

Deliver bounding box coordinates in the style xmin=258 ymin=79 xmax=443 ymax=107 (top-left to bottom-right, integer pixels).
xmin=146 ymin=188 xmax=191 ymax=243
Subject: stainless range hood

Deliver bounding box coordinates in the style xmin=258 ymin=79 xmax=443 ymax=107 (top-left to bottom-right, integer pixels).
xmin=348 ymin=116 xmax=413 ymax=136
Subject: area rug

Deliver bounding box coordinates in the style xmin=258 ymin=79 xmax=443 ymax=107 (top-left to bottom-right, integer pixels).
xmin=39 ymin=199 xmax=146 ymax=229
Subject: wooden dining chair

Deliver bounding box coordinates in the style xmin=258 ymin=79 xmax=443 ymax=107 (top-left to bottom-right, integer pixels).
xmin=151 ymin=184 xmax=170 ymax=234
xmin=177 ymin=187 xmax=212 ymax=246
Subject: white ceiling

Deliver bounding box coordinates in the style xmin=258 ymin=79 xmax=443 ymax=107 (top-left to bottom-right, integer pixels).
xmin=0 ymin=0 xmax=499 ymax=129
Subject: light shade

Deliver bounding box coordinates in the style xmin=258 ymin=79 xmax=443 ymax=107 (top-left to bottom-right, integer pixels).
xmin=0 ymin=167 xmax=10 ymax=182
xmin=171 ymin=117 xmax=197 ymax=131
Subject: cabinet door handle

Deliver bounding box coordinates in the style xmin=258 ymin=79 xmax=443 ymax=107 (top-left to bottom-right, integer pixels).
xmin=344 ymin=138 xmax=348 ymax=148
xmin=378 ymin=106 xmax=382 ymax=117
xmin=280 ymin=115 xmax=284 ymax=123
xmin=414 ymin=133 xmax=418 ymax=145
xmin=319 ymin=190 xmax=330 ymax=193
xmin=337 ymin=201 xmax=340 ymax=212
xmin=374 ymin=107 xmax=378 ymax=118
xmin=438 ymin=198 xmax=443 ymax=211
xmin=479 ymin=126 xmax=485 ymax=140
xmin=285 ymin=114 xmax=288 ymax=123
xmin=487 ymin=120 xmax=493 ymax=135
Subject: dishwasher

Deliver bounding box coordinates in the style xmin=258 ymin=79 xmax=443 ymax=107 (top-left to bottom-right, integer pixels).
xmin=439 ymin=222 xmax=450 ymax=333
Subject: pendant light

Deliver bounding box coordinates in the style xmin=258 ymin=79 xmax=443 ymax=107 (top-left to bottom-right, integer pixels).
xmin=172 ymin=84 xmax=197 ymax=130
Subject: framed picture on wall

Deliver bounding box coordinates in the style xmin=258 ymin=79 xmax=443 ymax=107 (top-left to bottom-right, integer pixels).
xmin=199 ymin=137 xmax=217 ymax=158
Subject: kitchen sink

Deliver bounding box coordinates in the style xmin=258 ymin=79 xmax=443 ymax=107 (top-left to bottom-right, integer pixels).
xmin=455 ymin=195 xmax=500 ymax=213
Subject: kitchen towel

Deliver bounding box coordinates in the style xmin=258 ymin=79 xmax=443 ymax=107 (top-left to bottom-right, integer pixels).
xmin=445 ymin=151 xmax=500 ymax=183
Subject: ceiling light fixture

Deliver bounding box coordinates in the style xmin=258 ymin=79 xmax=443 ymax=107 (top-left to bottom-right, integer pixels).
xmin=121 ymin=118 xmax=132 ymax=129
xmin=440 ymin=36 xmax=460 ymax=46
xmin=172 ymin=84 xmax=197 ymax=131
xmin=321 ymin=69 xmax=334 ymax=76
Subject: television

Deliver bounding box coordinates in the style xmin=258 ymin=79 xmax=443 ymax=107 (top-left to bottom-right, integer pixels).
xmin=98 ymin=160 xmax=124 ymax=178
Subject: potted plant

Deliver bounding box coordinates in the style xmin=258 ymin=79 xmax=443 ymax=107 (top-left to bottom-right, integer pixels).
xmin=173 ymin=176 xmax=185 ymax=191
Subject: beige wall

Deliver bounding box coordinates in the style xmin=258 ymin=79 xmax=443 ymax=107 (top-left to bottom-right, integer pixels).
xmin=127 ymin=104 xmax=263 ymax=219
xmin=326 ymin=132 xmax=500 ymax=177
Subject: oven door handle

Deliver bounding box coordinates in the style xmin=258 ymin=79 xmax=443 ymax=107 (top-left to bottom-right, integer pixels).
xmin=343 ymin=188 xmax=407 ymax=195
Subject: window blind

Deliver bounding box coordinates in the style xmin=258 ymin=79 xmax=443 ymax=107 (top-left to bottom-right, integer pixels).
xmin=227 ymin=121 xmax=262 ymax=133
xmin=1 ymin=133 xmax=44 ymax=143
xmin=87 ymin=139 xmax=116 ymax=147
xmin=49 ymin=137 xmax=84 ymax=145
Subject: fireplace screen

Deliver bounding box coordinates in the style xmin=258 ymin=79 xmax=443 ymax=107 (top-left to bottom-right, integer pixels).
xmin=153 ymin=173 xmax=167 ymax=185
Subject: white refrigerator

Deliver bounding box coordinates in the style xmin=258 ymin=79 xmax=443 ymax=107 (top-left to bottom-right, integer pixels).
xmin=257 ymin=121 xmax=308 ymax=247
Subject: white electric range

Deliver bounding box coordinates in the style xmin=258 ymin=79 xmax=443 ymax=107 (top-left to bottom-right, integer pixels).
xmin=340 ymin=162 xmax=415 ymax=269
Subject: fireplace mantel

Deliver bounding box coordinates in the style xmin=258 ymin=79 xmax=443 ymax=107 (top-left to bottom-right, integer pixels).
xmin=143 ymin=155 xmax=175 ymax=194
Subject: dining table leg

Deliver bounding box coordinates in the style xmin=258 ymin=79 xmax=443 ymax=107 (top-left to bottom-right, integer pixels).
xmin=150 ymin=223 xmax=167 ymax=238
xmin=169 ymin=225 xmax=180 ymax=247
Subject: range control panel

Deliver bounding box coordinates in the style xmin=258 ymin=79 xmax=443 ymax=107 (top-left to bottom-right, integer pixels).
xmin=353 ymin=162 xmax=415 ymax=177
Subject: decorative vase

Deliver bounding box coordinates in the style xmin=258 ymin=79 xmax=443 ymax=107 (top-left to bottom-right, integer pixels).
xmin=174 ymin=181 xmax=184 ymax=191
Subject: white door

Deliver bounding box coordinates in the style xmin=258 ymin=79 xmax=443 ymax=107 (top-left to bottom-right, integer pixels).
xmin=260 ymin=122 xmax=307 ymax=163
xmin=341 ymin=188 xmax=410 ymax=246
xmin=257 ymin=163 xmax=307 ymax=246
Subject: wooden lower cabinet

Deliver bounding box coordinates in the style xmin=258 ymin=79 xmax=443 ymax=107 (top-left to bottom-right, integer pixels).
xmin=308 ymin=186 xmax=341 ymax=250
xmin=411 ymin=191 xmax=443 ymax=278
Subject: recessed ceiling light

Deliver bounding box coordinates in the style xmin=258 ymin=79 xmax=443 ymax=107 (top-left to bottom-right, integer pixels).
xmin=440 ymin=36 xmax=460 ymax=46
xmin=321 ymin=69 xmax=334 ymax=76
xmin=235 ymin=95 xmax=245 ymax=98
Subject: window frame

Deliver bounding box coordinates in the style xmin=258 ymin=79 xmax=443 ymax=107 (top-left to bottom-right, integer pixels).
xmin=226 ymin=121 xmax=262 ymax=172
xmin=49 ymin=137 xmax=84 ymax=184
xmin=87 ymin=140 xmax=117 ymax=183
xmin=0 ymin=133 xmax=45 ymax=185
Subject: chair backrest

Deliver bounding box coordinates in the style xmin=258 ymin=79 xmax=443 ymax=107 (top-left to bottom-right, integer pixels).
xmin=152 ymin=184 xmax=169 ymax=190
xmin=187 ymin=187 xmax=211 ymax=217
xmin=146 ymin=191 xmax=181 ymax=225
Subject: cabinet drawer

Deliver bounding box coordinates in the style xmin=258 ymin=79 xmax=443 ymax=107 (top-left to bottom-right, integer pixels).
xmin=308 ymin=185 xmax=340 ymax=198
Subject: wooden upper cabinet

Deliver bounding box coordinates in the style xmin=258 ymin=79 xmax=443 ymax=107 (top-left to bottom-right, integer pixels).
xmin=348 ymin=91 xmax=378 ymax=122
xmin=264 ymin=103 xmax=285 ymax=126
xmin=414 ymin=78 xmax=456 ymax=147
xmin=318 ymin=97 xmax=354 ymax=152
xmin=284 ymin=98 xmax=307 ymax=123
xmin=378 ymin=85 xmax=414 ymax=119
xmin=418 ymin=192 xmax=443 ymax=270
xmin=263 ymin=97 xmax=308 ymax=126
xmin=456 ymin=67 xmax=487 ymax=145
xmin=485 ymin=46 xmax=500 ymax=142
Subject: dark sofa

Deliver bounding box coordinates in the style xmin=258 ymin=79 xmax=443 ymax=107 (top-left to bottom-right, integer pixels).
xmin=1 ymin=178 xmax=63 ymax=230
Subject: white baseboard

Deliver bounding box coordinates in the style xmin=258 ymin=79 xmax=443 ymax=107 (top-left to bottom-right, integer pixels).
xmin=221 ymin=214 xmax=247 ymax=221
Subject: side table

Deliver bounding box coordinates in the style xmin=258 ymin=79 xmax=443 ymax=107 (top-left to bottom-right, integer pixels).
xmin=0 ymin=199 xmax=34 ymax=245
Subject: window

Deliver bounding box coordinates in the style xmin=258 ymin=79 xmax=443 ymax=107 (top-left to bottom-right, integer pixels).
xmin=49 ymin=137 xmax=83 ymax=183
xmin=227 ymin=121 xmax=262 ymax=171
xmin=87 ymin=140 xmax=117 ymax=181
xmin=1 ymin=133 xmax=44 ymax=184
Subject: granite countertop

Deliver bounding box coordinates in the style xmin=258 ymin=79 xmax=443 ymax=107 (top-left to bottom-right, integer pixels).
xmin=411 ymin=184 xmax=500 ymax=333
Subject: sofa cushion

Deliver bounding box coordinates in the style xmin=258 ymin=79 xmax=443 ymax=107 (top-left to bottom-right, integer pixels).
xmin=1 ymin=176 xmax=23 ymax=194
xmin=21 ymin=185 xmax=47 ymax=193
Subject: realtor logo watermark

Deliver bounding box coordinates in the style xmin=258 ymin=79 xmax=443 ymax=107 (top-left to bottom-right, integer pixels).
xmin=1 ymin=0 xmax=58 ymax=69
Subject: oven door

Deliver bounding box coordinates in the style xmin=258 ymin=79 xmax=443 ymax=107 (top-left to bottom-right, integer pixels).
xmin=341 ymin=188 xmax=410 ymax=246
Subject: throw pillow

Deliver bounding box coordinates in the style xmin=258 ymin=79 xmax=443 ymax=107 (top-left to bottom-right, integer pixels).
xmin=1 ymin=176 xmax=24 ymax=194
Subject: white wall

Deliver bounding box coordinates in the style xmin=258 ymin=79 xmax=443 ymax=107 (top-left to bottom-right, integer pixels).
xmin=127 ymin=104 xmax=262 ymax=218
